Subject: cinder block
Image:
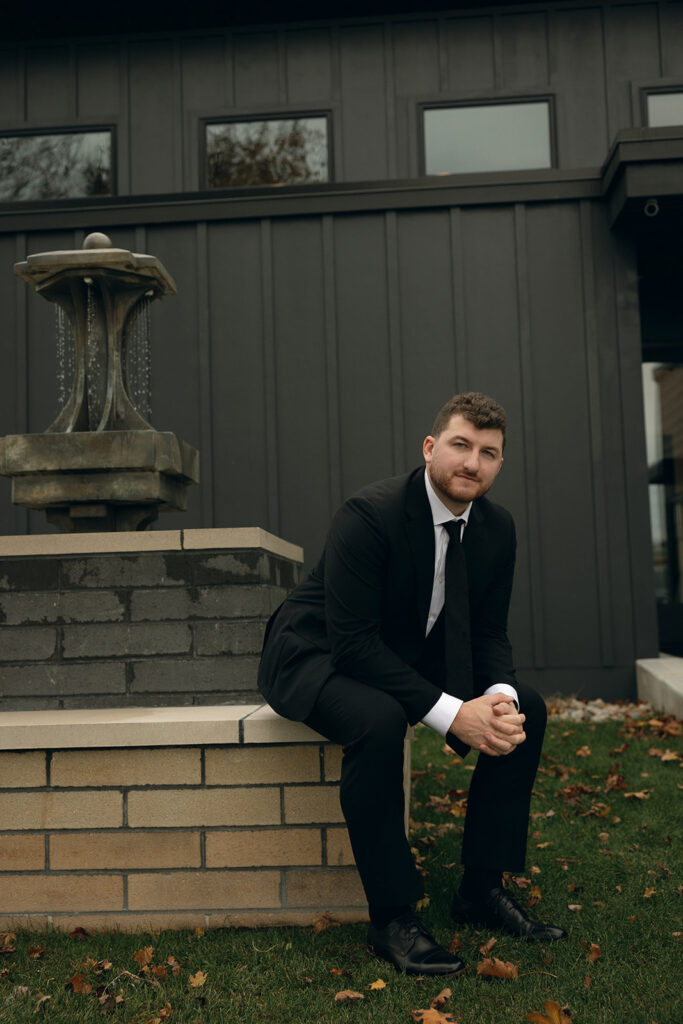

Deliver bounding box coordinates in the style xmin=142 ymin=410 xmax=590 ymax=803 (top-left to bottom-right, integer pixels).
xmin=323 ymin=745 xmax=342 ymax=782
xmin=0 ymin=791 xmax=122 ymax=829
xmin=0 ymin=590 xmax=124 ymax=625
xmin=0 ymin=559 xmax=60 ymax=592
xmin=285 ymin=867 xmax=365 ymax=908
xmin=131 ymin=656 xmax=260 ymax=693
xmin=127 ymin=787 xmax=280 ymax=828
xmin=51 ymin=747 xmax=201 ymax=787
xmin=0 ymin=835 xmax=45 ymax=870
xmin=283 ymin=786 xmax=344 ymax=824
xmin=2 ymin=874 xmax=123 ymax=912
xmin=205 ymin=829 xmax=321 ymax=868
xmin=193 ymin=620 xmax=266 ymax=656
xmin=50 ymin=831 xmax=201 ymax=870
xmin=130 ymin=589 xmax=192 ymax=622
xmin=0 ymin=751 xmax=46 ymax=787
xmin=193 ymin=586 xmax=274 ymax=620
xmin=0 ymin=663 xmax=126 ymax=697
xmin=61 ymin=553 xmax=190 ymax=590
xmin=0 ymin=915 xmax=50 ymax=930
xmin=192 ymin=551 xmax=267 ymax=586
xmin=326 ymin=828 xmax=355 ymax=866
xmin=62 ymin=623 xmax=192 ymax=659
xmin=205 ymin=745 xmax=320 ymax=785
xmin=0 ymin=627 xmax=56 ymax=661
xmin=127 ymin=870 xmax=280 ymax=910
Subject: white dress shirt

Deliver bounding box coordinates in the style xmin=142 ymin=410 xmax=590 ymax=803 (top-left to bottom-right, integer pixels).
xmin=420 ymin=470 xmax=519 ymax=738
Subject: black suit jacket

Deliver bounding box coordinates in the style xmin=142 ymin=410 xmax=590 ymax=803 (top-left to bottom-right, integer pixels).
xmin=258 ymin=466 xmax=517 ymax=726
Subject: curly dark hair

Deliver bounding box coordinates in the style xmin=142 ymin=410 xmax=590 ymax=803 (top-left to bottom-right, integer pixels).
xmin=431 ymin=392 xmax=507 ymax=447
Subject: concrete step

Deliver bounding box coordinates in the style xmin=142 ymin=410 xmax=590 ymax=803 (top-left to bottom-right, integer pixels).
xmin=636 ymin=654 xmax=683 ymax=718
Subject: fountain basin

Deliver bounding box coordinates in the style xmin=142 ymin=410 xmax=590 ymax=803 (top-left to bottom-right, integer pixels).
xmin=0 ymin=430 xmax=199 ymax=532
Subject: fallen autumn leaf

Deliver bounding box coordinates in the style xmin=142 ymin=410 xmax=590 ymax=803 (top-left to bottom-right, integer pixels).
xmin=477 ymin=957 xmax=519 ymax=980
xmin=334 ymin=989 xmax=365 ymax=1002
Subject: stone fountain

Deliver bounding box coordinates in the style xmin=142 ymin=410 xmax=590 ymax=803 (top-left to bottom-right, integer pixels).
xmin=0 ymin=232 xmax=198 ymax=531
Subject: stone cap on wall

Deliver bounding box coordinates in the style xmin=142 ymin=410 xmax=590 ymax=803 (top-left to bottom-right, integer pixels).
xmin=0 ymin=703 xmax=325 ymax=751
xmin=0 ymin=528 xmax=303 ymax=563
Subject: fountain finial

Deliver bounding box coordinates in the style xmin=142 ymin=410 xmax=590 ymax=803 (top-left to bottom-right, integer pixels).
xmin=83 ymin=231 xmax=113 ymax=250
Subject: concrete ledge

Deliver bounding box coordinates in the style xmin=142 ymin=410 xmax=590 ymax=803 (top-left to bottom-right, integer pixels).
xmin=636 ymin=654 xmax=683 ymax=717
xmin=0 ymin=527 xmax=303 ymax=562
xmin=0 ymin=704 xmax=327 ymax=750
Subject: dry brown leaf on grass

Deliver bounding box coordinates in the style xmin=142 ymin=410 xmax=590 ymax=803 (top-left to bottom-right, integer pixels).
xmin=526 ymin=999 xmax=573 ymax=1024
xmin=0 ymin=933 xmax=16 ymax=955
xmin=334 ymin=989 xmax=365 ymax=1002
xmin=411 ymin=1009 xmax=460 ymax=1024
xmin=580 ymin=940 xmax=601 ymax=962
xmin=568 ymin=904 xmax=582 ymax=912
xmin=448 ymin=933 xmax=462 ymax=953
xmin=34 ymin=993 xmax=51 ymax=1013
xmin=643 ymin=887 xmax=656 ymax=898
xmin=368 ymin=978 xmax=386 ymax=990
xmin=479 ymin=937 xmax=497 ymax=956
xmin=134 ymin=946 xmax=155 ymax=968
xmin=65 ymin=972 xmax=92 ymax=995
xmin=313 ymin=911 xmax=340 ymax=934
xmin=68 ymin=926 xmax=90 ymax=940
xmin=575 ymin=745 xmax=591 ymax=757
xmin=429 ymin=988 xmax=452 ymax=1010
xmin=528 ymin=885 xmax=542 ymax=906
xmin=624 ymin=790 xmax=650 ymax=800
xmin=165 ymin=955 xmax=182 ymax=977
xmin=189 ymin=970 xmax=207 ymax=987
xmin=27 ymin=946 xmax=45 ymax=960
xmin=477 ymin=957 xmax=519 ymax=980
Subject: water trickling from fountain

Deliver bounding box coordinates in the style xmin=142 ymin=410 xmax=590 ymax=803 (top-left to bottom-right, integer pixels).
xmin=125 ymin=294 xmax=152 ymax=422
xmin=85 ymin=282 xmax=99 ymax=429
xmin=55 ymin=306 xmax=74 ymax=413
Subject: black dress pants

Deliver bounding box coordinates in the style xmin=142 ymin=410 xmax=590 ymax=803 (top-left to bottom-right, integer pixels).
xmin=304 ymin=674 xmax=547 ymax=908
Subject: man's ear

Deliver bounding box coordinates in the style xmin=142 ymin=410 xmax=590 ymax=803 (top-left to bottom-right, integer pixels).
xmin=423 ymin=435 xmax=435 ymax=463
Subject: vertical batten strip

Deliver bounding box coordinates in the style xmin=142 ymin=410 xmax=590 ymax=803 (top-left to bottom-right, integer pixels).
xmin=513 ymin=203 xmax=546 ymax=670
xmin=260 ymin=219 xmax=280 ymax=535
xmin=448 ymin=207 xmax=468 ymax=392
xmin=119 ymin=40 xmax=131 ymax=196
xmin=195 ymin=222 xmax=215 ymax=527
xmin=322 ymin=215 xmax=342 ymax=513
xmin=384 ymin=21 xmax=398 ymax=180
xmin=579 ymin=200 xmax=614 ymax=667
xmin=384 ymin=211 xmax=404 ymax=474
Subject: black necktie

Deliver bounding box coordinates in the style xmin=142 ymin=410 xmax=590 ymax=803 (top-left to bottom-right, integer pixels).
xmin=443 ymin=519 xmax=473 ymax=700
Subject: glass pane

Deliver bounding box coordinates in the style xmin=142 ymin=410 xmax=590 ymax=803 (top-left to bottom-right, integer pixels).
xmin=642 ymin=362 xmax=683 ymax=605
xmin=424 ymin=102 xmax=551 ymax=175
xmin=0 ymin=131 xmax=112 ymax=201
xmin=647 ymin=92 xmax=683 ymax=128
xmin=206 ymin=117 xmax=328 ymax=188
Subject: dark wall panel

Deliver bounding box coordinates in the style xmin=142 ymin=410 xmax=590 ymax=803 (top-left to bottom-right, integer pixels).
xmin=550 ymin=7 xmax=608 ymax=167
xmin=208 ymin=220 xmax=269 ymax=530
xmin=605 ymin=3 xmax=660 ymax=138
xmin=444 ymin=16 xmax=495 ymax=94
xmin=234 ymin=32 xmax=281 ymax=106
xmin=271 ymin=217 xmax=330 ymax=557
xmin=525 ymin=202 xmax=603 ymax=667
xmin=26 ymin=46 xmax=72 ymax=122
xmin=334 ymin=214 xmax=394 ymax=497
xmin=392 ymin=20 xmax=439 ymax=178
xmin=76 ymin=43 xmax=121 ymax=119
xmin=497 ymin=11 xmax=549 ymax=90
xmin=129 ymin=41 xmax=177 ymax=195
xmin=339 ymin=24 xmax=388 ymax=181
xmin=285 ymin=28 xmax=334 ymax=104
xmin=0 ymin=48 xmax=24 ymax=123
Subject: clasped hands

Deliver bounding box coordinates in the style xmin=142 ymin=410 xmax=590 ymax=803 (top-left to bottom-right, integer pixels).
xmin=449 ymin=693 xmax=526 ymax=757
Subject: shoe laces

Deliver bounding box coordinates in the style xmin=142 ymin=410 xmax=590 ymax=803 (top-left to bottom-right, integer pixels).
xmin=394 ymin=913 xmax=436 ymax=942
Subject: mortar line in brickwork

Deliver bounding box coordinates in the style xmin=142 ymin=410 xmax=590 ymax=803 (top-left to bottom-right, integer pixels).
xmin=45 ymin=751 xmax=52 ymax=787
xmin=122 ymin=873 xmax=128 ymax=910
xmin=279 ymin=785 xmax=285 ymax=825
xmin=279 ymin=868 xmax=287 ymax=909
xmin=200 ymin=748 xmax=206 ymax=785
xmin=200 ymin=830 xmax=206 ymax=868
xmin=44 ymin=834 xmax=50 ymax=870
xmin=318 ymin=744 xmax=325 ymax=782
xmin=122 ymin=791 xmax=128 ymax=827
xmin=321 ymin=827 xmax=328 ymax=867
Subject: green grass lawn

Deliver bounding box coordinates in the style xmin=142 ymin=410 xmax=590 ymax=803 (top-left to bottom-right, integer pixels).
xmin=1 ymin=713 xmax=681 ymax=1024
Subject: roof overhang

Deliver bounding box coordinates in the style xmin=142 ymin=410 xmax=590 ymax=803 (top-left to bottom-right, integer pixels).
xmin=601 ymin=126 xmax=683 ymax=231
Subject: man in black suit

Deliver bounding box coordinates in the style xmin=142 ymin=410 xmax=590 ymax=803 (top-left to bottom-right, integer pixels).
xmin=258 ymin=392 xmax=565 ymax=975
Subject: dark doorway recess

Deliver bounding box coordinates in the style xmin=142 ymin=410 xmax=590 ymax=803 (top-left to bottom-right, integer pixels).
xmin=638 ymin=222 xmax=683 ymax=656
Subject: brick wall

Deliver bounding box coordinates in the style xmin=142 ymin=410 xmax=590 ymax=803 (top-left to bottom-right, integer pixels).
xmin=0 ymin=530 xmax=301 ymax=711
xmin=0 ymin=705 xmax=370 ymax=931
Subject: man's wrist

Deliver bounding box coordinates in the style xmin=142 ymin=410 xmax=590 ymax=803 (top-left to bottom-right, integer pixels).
xmin=483 ymin=682 xmax=519 ymax=709
xmin=422 ymin=692 xmax=464 ymax=737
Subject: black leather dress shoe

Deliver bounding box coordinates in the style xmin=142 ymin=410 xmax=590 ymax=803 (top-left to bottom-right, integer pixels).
xmin=452 ymin=887 xmax=567 ymax=942
xmin=368 ymin=913 xmax=467 ymax=975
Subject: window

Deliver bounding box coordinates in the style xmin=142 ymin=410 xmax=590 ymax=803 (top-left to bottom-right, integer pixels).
xmin=646 ymin=91 xmax=683 ymax=128
xmin=423 ymin=101 xmax=552 ymax=176
xmin=205 ymin=116 xmax=329 ymax=189
xmin=0 ymin=129 xmax=112 ymax=201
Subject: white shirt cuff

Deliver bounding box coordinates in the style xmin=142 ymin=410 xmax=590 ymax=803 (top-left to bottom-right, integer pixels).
xmin=422 ymin=692 xmax=464 ymax=738
xmin=484 ymin=682 xmax=519 ymax=708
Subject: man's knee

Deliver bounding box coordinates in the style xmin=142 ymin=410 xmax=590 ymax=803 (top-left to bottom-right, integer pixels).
xmin=519 ymin=685 xmax=547 ymax=739
xmin=359 ymin=697 xmax=408 ymax=748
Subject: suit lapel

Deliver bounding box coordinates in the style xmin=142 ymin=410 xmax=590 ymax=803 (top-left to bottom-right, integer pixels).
xmin=404 ymin=468 xmax=435 ymax=634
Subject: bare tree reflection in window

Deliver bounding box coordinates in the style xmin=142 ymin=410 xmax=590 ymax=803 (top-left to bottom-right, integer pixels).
xmin=0 ymin=131 xmax=111 ymax=202
xmin=206 ymin=117 xmax=328 ymax=188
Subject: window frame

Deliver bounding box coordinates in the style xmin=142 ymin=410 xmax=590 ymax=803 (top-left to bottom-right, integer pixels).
xmin=639 ymin=84 xmax=683 ymax=128
xmin=0 ymin=124 xmax=117 ymax=202
xmin=200 ymin=110 xmax=334 ymax=191
xmin=417 ymin=94 xmax=557 ymax=178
